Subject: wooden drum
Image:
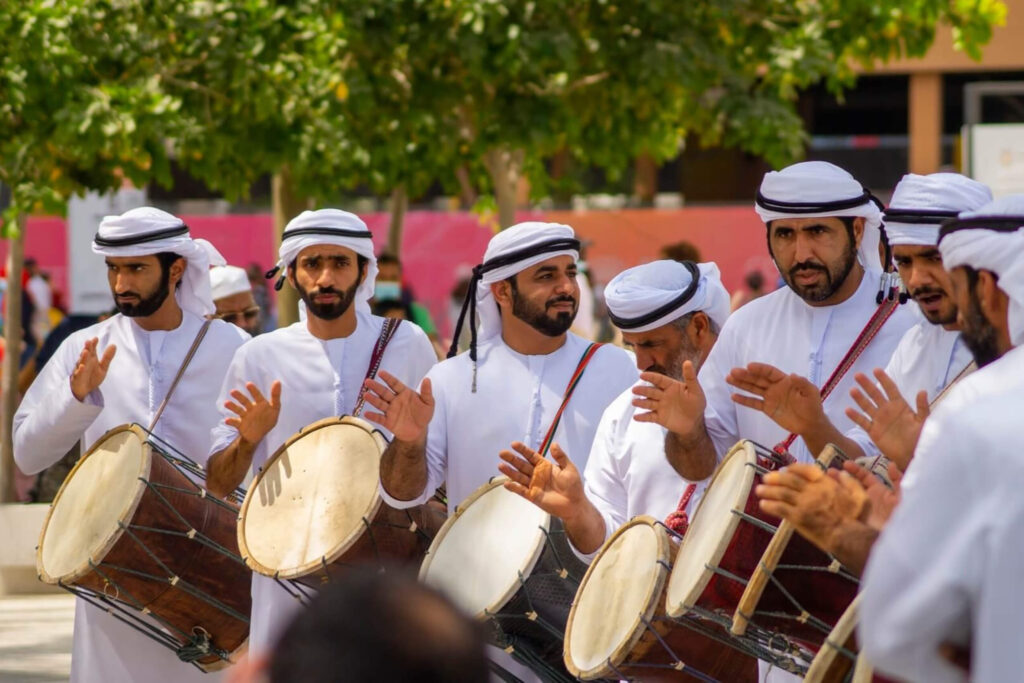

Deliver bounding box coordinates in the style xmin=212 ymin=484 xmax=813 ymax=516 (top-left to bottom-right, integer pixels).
xmin=36 ymin=424 xmax=251 ymax=671
xmin=564 ymin=516 xmax=756 ymax=682
xmin=237 ymin=416 xmax=445 ymax=587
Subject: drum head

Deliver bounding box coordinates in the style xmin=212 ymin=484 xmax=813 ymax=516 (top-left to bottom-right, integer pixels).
xmin=238 ymin=416 xmax=386 ymax=579
xmin=419 ymin=478 xmax=549 ymax=618
xmin=565 ymin=517 xmax=669 ymax=679
xmin=665 ymin=440 xmax=757 ymax=618
xmin=38 ymin=425 xmax=150 ymax=584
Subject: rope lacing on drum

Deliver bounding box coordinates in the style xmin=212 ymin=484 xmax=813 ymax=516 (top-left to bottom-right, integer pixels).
xmin=176 ymin=627 xmax=230 ymax=664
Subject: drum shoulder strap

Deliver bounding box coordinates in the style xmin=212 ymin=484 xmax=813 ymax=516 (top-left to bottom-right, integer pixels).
xmin=353 ymin=317 xmax=403 ymax=417
xmin=148 ymin=319 xmax=213 ymax=433
xmin=537 ymin=342 xmax=603 ymax=457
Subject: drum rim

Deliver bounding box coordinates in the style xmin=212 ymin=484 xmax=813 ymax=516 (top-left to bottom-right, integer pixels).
xmin=36 ymin=423 xmax=152 ymax=585
xmin=665 ymin=439 xmax=758 ymax=618
xmin=564 ymin=515 xmax=670 ymax=680
xmin=237 ymin=415 xmax=387 ymax=579
xmin=418 ymin=476 xmax=552 ymax=619
xmin=803 ymin=593 xmax=862 ymax=682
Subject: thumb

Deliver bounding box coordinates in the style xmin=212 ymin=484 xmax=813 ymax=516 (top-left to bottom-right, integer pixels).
xmin=682 ymin=360 xmax=698 ymax=384
xmin=916 ymin=390 xmax=930 ymax=419
xmin=99 ymin=344 xmax=117 ymax=370
xmin=270 ymin=380 xmax=283 ymax=407
xmin=419 ymin=377 xmax=434 ymax=405
xmin=549 ymin=442 xmax=571 ymax=469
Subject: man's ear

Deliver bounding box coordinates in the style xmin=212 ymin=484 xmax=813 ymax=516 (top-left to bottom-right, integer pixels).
xmin=491 ymin=279 xmax=514 ymax=308
xmin=977 ymin=270 xmax=1009 ymax=322
xmin=851 ymin=216 xmax=866 ymax=249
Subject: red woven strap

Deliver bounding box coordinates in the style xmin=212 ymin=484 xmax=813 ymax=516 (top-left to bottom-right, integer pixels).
xmin=353 ymin=318 xmax=402 ymax=417
xmin=537 ymin=343 xmax=603 ymax=457
xmin=773 ymin=298 xmax=900 ymax=456
xmin=664 ymin=482 xmax=698 ymax=536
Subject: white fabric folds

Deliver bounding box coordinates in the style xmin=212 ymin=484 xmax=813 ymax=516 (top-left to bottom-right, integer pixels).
xmin=209 ymin=265 xmax=252 ymax=300
xmin=885 ymin=173 xmax=992 ymax=247
xmin=271 ymin=209 xmax=378 ymax=314
xmin=92 ymin=206 xmax=226 ymax=318
xmin=938 ymin=195 xmax=1024 ymax=346
xmin=604 ymin=260 xmax=730 ymax=333
xmin=754 ymin=161 xmax=883 ymax=270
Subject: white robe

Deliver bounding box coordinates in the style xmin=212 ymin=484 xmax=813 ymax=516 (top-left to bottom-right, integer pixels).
xmin=860 ymin=344 xmax=1024 ymax=683
xmin=577 ymin=386 xmax=708 ymax=560
xmin=380 ymin=332 xmax=639 ymax=513
xmin=209 ymin=313 xmax=436 ymax=655
xmin=845 ymin=320 xmax=973 ymax=458
xmin=700 ymin=269 xmax=916 ymax=464
xmin=14 ymin=312 xmax=249 ymax=683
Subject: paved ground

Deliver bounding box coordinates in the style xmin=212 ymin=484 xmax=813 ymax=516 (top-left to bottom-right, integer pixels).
xmin=0 ymin=594 xmax=74 ymax=683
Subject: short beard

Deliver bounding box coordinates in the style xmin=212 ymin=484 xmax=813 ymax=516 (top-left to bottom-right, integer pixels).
xmin=780 ymin=236 xmax=857 ymax=304
xmin=295 ymin=277 xmax=360 ymax=321
xmin=647 ymin=326 xmax=701 ymax=380
xmin=116 ymin=267 xmax=172 ymax=318
xmin=960 ymin=286 xmax=1001 ymax=367
xmin=911 ymin=285 xmax=957 ymax=326
xmin=509 ymin=279 xmax=577 ymax=337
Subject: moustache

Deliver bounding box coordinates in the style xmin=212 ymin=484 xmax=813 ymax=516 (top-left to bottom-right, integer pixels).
xmin=911 ymin=286 xmax=946 ymax=300
xmin=310 ymin=287 xmax=341 ymax=296
xmin=116 ymin=291 xmax=140 ymax=299
xmin=788 ymin=261 xmax=829 ymax=278
xmin=545 ymin=295 xmax=577 ymax=309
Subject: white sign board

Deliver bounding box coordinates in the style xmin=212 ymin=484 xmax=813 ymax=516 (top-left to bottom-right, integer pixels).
xmin=67 ymin=188 xmax=147 ymax=315
xmin=965 ymin=123 xmax=1024 ymax=198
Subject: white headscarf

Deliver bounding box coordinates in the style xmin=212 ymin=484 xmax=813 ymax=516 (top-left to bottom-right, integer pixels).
xmin=605 ymin=260 xmax=730 ymax=333
xmin=269 ymin=209 xmax=378 ymax=315
xmin=755 ymin=161 xmax=884 ymax=271
xmin=92 ymin=206 xmax=226 ymax=318
xmin=209 ymin=265 xmax=252 ymax=300
xmin=938 ymin=195 xmax=1024 ymax=346
xmin=448 ymin=222 xmax=580 ymax=388
xmin=885 ymin=173 xmax=992 ymax=246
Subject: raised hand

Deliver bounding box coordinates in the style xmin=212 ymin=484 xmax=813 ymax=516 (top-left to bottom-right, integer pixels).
xmin=498 ymin=442 xmax=585 ymax=521
xmin=843 ymin=459 xmax=903 ymax=531
xmin=845 ymin=369 xmax=928 ymax=470
xmin=727 ymin=362 xmax=826 ymax=435
xmin=362 ymin=370 xmax=434 ymax=443
xmin=756 ymin=463 xmax=868 ymax=554
xmin=632 ymin=360 xmax=706 ymax=436
xmin=70 ymin=338 xmax=117 ymax=401
xmin=225 ymin=381 xmax=282 ymax=446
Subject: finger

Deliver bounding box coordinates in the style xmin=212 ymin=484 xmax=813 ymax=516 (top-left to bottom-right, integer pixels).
xmin=746 ymin=362 xmax=787 ymax=382
xmin=826 ymin=468 xmax=842 ymax=482
xmin=837 ymin=470 xmax=866 ymax=498
xmin=631 ymin=398 xmax=660 ymax=411
xmin=730 ymin=393 xmax=766 ymax=412
xmin=725 ymin=374 xmax=770 ymax=397
xmin=845 ymin=406 xmax=873 ymax=432
xmin=888 ymin=462 xmax=904 ymax=486
xmin=497 ymin=462 xmax=532 ymax=487
xmin=755 ymin=484 xmax=799 ymax=504
xmin=873 ymin=368 xmax=903 ymax=403
xmin=99 ymin=344 xmax=117 ymax=370
xmin=269 ymin=380 xmax=283 ymax=407
xmin=758 ymin=498 xmax=796 ymax=519
xmin=225 ymin=401 xmax=246 ymax=417
xmin=856 ymin=373 xmax=887 ymax=408
xmin=225 ymin=417 xmax=242 ymax=429
xmin=639 ymin=371 xmax=674 ymax=390
xmin=510 ymin=442 xmax=541 ymax=465
xmin=361 ymin=392 xmax=390 ymax=413
xmin=85 ymin=337 xmax=98 ymax=356
xmin=842 ymin=460 xmax=872 ymax=485
xmin=246 ymin=382 xmax=267 ymax=405
xmin=915 ymin=390 xmax=929 ymax=419
xmin=377 ymin=370 xmax=408 ymax=394
xmin=549 ymin=443 xmax=571 ymax=469
xmin=849 ymin=387 xmax=878 ymax=417
xmin=502 ymin=479 xmax=532 ymax=501
xmin=498 ymin=450 xmax=535 ymax=477
xmin=631 ymin=383 xmax=663 ymax=400
xmin=230 ymin=389 xmax=254 ymax=410
xmin=362 ymin=378 xmax=393 ymax=399
xmin=362 ymin=410 xmax=386 ymax=425
xmin=631 ymin=410 xmax=659 ymax=424
xmin=419 ymin=377 xmax=433 ymax=406
xmin=681 ymin=360 xmax=698 ymax=384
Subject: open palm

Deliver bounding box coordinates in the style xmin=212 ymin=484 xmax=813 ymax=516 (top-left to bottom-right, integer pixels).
xmin=362 ymin=371 xmax=434 ymax=442
xmin=499 ymin=442 xmax=584 ymax=520
xmin=631 ymin=361 xmax=706 ymax=435
xmin=728 ymin=362 xmax=825 ymax=435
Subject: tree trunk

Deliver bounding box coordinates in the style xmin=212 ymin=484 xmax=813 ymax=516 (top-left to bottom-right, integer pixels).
xmin=271 ymin=168 xmax=308 ymax=328
xmin=1 ymin=216 xmax=25 ymax=503
xmin=454 ymin=165 xmax=477 ymax=209
xmin=634 ymin=152 xmax=658 ymax=206
xmin=386 ymin=185 xmax=408 ymax=255
xmin=483 ymin=147 xmax=524 ymax=229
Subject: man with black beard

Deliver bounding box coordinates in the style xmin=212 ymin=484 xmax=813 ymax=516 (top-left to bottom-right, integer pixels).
xmin=14 ymin=207 xmax=248 ymax=683
xmin=363 ymin=221 xmax=635 ymax=682
xmin=206 ymin=209 xmax=436 ymax=656
xmin=496 ymin=260 xmax=730 ymax=559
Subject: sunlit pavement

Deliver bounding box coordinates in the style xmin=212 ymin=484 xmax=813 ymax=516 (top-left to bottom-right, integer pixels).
xmin=0 ymin=594 xmax=74 ymax=683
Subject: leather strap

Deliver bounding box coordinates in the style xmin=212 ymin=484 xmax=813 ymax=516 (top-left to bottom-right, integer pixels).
xmin=148 ymin=319 xmax=213 ymax=433
xmin=353 ymin=318 xmax=403 ymax=417
xmin=537 ymin=343 xmax=603 ymax=457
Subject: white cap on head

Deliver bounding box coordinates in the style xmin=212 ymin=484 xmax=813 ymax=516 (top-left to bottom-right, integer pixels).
xmin=604 ymin=260 xmax=730 ymax=333
xmin=209 ymin=265 xmax=252 ymax=301
xmin=938 ymin=194 xmax=1024 ymax=345
xmin=92 ymin=206 xmax=226 ymax=317
xmin=268 ymin=209 xmax=378 ymax=314
xmin=885 ymin=173 xmax=992 ymax=247
xmin=755 ymin=161 xmax=884 ymax=271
